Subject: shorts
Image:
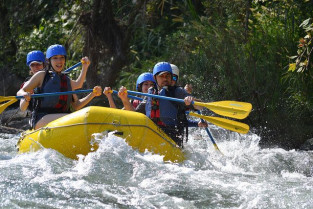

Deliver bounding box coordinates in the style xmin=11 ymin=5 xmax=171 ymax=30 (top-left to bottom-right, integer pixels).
xmin=30 ymin=112 xmax=49 ymax=129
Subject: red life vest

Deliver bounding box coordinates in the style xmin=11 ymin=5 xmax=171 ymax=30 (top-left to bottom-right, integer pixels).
xmin=150 ymin=94 xmax=165 ymax=126
xmin=54 ymin=74 xmax=69 ymax=112
xmin=132 ymin=99 xmax=141 ymax=109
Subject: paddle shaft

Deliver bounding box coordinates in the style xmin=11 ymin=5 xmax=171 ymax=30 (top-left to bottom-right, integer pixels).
xmin=196 ymin=110 xmax=222 ymax=152
xmin=127 ymin=90 xmax=188 ymax=104
xmin=126 ymin=90 xmax=252 ymax=119
xmin=65 ymin=62 xmax=82 ymax=73
xmin=112 ymin=90 xmax=143 ymax=101
xmin=16 ymin=89 xmax=93 ymax=100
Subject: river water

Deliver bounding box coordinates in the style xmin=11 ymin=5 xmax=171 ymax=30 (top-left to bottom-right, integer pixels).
xmin=0 ymin=126 xmax=312 ymax=209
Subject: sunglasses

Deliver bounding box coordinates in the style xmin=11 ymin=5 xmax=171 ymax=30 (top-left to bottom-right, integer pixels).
xmin=173 ymin=75 xmax=178 ymax=81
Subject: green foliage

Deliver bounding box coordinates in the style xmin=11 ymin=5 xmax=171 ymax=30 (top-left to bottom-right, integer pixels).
xmin=284 ymin=18 xmax=313 ymax=119
xmin=1 ymin=0 xmax=83 ymax=78
xmin=119 ymin=0 xmax=312 ymax=125
xmin=2 ymin=0 xmax=313 ymax=130
xmin=1 ymin=1 xmax=62 ymax=75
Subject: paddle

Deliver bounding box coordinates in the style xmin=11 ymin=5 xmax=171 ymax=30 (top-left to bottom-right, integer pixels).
xmin=111 ymin=90 xmax=249 ymax=134
xmin=0 ymin=89 xmax=93 ymax=114
xmin=64 ymin=58 xmax=91 ymax=73
xmin=111 ymin=90 xmax=142 ymax=101
xmin=196 ymin=110 xmax=222 ymax=152
xmin=125 ymin=90 xmax=252 ymax=120
xmin=188 ymin=112 xmax=249 ymax=134
xmin=65 ymin=62 xmax=82 ymax=73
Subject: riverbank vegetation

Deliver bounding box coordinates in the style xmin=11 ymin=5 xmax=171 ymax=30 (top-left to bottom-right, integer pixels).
xmin=1 ymin=0 xmax=313 ymax=148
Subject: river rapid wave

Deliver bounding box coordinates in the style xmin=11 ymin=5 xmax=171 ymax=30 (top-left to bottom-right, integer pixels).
xmin=0 ymin=126 xmax=312 ymax=208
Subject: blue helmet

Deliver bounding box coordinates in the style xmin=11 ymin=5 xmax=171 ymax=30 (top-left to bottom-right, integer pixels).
xmin=136 ymin=73 xmax=156 ymax=91
xmin=26 ymin=50 xmax=45 ymax=66
xmin=46 ymin=44 xmax=66 ymax=59
xmin=152 ymin=62 xmax=172 ymax=76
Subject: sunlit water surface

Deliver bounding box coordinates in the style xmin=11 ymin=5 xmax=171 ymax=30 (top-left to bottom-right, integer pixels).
xmin=0 ymin=126 xmax=312 ymax=208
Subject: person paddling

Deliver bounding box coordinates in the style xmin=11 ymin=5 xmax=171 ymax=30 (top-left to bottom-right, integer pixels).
xmin=26 ymin=50 xmax=46 ymax=76
xmin=103 ymin=72 xmax=156 ymax=109
xmin=132 ymin=72 xmax=156 ymax=108
xmin=17 ymin=44 xmax=96 ymax=129
xmin=19 ymin=50 xmax=46 ymax=112
xmin=118 ymin=62 xmax=206 ymax=147
xmin=170 ymin=63 xmax=193 ymax=93
xmin=170 ymin=64 xmax=180 ymax=87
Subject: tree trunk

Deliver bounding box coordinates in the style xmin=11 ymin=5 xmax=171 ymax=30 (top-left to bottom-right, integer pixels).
xmin=79 ymin=0 xmax=146 ymax=88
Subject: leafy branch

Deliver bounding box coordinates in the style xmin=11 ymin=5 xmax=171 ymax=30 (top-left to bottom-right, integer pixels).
xmin=288 ymin=18 xmax=313 ymax=73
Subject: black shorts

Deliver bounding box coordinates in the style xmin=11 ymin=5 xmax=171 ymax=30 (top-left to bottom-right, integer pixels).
xmin=30 ymin=112 xmax=49 ymax=129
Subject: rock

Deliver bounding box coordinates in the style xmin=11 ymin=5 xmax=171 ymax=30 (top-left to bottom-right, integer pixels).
xmin=0 ymin=71 xmax=28 ymax=133
xmin=0 ymin=125 xmax=24 ymax=134
xmin=299 ymin=138 xmax=313 ymax=151
xmin=0 ymin=71 xmax=24 ymax=97
xmin=0 ymin=108 xmax=30 ymax=131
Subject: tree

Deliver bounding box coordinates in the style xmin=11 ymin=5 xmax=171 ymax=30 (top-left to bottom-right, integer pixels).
xmin=78 ymin=0 xmax=147 ymax=88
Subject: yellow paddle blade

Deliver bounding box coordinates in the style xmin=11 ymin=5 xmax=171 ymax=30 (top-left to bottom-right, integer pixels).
xmin=0 ymin=96 xmax=17 ymax=103
xmin=0 ymin=98 xmax=18 ymax=114
xmin=194 ymin=100 xmax=252 ymax=120
xmin=189 ymin=112 xmax=250 ymax=134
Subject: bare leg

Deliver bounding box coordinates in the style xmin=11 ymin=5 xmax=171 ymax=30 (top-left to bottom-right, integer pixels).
xmin=35 ymin=113 xmax=68 ymax=129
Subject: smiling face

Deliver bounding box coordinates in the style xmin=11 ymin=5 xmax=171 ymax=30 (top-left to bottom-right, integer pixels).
xmin=141 ymin=81 xmax=155 ymax=93
xmin=155 ymin=72 xmax=172 ymax=88
xmin=50 ymin=55 xmax=65 ymax=72
xmin=29 ymin=62 xmax=44 ymax=75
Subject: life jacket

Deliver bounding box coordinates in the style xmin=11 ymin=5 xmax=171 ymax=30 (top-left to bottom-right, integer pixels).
xmin=150 ymin=98 xmax=166 ymax=126
xmin=33 ymin=71 xmax=72 ymax=114
xmin=132 ymin=99 xmax=141 ymax=109
xmin=145 ymin=86 xmax=188 ymax=147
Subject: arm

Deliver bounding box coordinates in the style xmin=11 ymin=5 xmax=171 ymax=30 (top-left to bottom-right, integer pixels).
xmin=103 ymin=87 xmax=117 ymax=108
xmin=183 ymin=86 xmax=203 ymax=110
xmin=187 ymin=119 xmax=199 ymax=127
xmin=17 ymin=72 xmax=45 ymax=96
xmin=18 ymin=80 xmax=31 ymax=112
xmin=19 ymin=93 xmax=31 ymax=112
xmin=180 ymin=88 xmax=203 ymax=110
xmin=70 ymin=57 xmax=90 ymax=90
xmin=17 ymin=72 xmax=45 ymax=111
xmin=184 ymin=84 xmax=193 ymax=94
xmin=71 ymin=86 xmax=102 ymax=111
xmin=118 ymin=86 xmax=135 ymax=111
xmin=135 ymin=99 xmax=146 ymax=114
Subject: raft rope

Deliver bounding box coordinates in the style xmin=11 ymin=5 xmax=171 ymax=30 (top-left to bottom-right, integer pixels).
xmin=27 ymin=137 xmax=45 ymax=149
xmin=18 ymin=122 xmax=180 ymax=149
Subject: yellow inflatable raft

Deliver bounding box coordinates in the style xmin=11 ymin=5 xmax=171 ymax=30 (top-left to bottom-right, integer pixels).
xmin=17 ymin=106 xmax=185 ymax=162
